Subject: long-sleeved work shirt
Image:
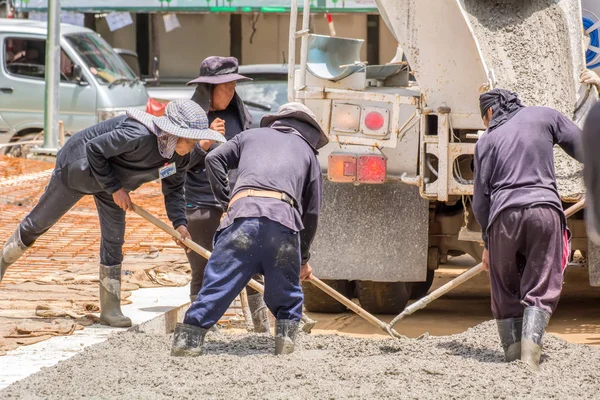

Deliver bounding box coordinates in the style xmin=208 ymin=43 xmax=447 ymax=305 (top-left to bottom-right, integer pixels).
xmin=473 ymin=106 xmax=582 ymax=248
xmin=205 ymin=125 xmax=323 ymax=264
xmin=185 ymin=105 xmax=243 ymax=210
xmin=55 ymin=115 xmax=189 ymax=228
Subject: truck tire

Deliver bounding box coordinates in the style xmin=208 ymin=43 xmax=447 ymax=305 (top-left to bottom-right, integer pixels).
xmin=302 ymin=279 xmax=354 ymax=313
xmin=356 ymin=281 xmax=412 ymax=314
xmin=409 ymin=269 xmax=435 ymax=300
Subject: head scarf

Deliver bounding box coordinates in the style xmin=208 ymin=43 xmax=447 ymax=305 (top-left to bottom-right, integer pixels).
xmin=479 ymin=88 xmax=525 ymax=132
xmin=126 ymin=110 xmax=179 ymax=158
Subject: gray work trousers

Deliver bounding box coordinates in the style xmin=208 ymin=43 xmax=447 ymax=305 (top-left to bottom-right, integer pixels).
xmin=488 ymin=205 xmax=569 ymax=319
xmin=185 ymin=206 xmax=263 ymax=297
xmin=19 ymin=169 xmax=126 ymax=266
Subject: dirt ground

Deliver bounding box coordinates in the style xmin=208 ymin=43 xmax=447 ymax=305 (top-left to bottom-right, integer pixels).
xmin=2 ymin=256 xmax=599 ymax=399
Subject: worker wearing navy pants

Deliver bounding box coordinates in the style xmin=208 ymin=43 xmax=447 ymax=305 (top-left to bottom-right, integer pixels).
xmin=171 ymin=102 xmax=328 ymax=357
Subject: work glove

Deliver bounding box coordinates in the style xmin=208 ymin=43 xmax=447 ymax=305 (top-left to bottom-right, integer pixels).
xmin=580 ymin=69 xmax=600 ymax=88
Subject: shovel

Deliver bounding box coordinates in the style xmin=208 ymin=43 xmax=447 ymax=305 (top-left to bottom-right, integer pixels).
xmin=388 ymin=198 xmax=585 ymax=329
xmin=131 ymin=204 xmax=400 ymax=337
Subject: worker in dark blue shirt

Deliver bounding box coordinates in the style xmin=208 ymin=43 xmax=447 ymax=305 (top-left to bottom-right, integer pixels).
xmin=474 ymin=89 xmax=581 ymax=370
xmin=171 ymin=103 xmax=326 ymax=357
xmin=0 ymin=100 xmax=223 ymax=327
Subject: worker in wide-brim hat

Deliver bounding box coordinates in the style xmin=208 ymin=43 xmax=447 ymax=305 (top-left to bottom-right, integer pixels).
xmin=0 ymin=99 xmax=223 ymax=328
xmin=171 ymin=102 xmax=328 ymax=357
xmin=184 ymin=56 xmax=271 ymax=333
xmin=474 ymin=89 xmax=582 ymax=370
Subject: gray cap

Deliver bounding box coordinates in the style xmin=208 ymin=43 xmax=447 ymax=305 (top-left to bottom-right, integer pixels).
xmin=260 ymin=102 xmax=329 ymax=150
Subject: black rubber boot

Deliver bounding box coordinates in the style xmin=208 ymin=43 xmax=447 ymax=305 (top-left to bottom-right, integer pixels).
xmin=0 ymin=226 xmax=30 ymax=283
xmin=521 ymin=306 xmax=550 ymax=371
xmin=496 ymin=318 xmax=522 ymax=362
xmin=98 ymin=264 xmax=132 ymax=328
xmin=248 ymin=293 xmax=271 ymax=333
xmin=171 ymin=323 xmax=208 ymax=357
xmin=275 ymin=319 xmax=299 ymax=355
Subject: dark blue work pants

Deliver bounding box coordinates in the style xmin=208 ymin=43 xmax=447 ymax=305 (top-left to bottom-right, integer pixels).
xmin=183 ymin=217 xmax=303 ymax=328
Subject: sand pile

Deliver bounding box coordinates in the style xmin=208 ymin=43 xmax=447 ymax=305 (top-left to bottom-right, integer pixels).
xmin=464 ymin=0 xmax=585 ymax=198
xmin=2 ymin=321 xmax=599 ymax=399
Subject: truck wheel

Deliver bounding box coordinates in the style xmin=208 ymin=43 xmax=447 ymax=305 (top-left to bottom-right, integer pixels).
xmin=356 ymin=281 xmax=412 ymax=314
xmin=302 ymin=279 xmax=354 ymax=313
xmin=409 ymin=269 xmax=435 ymax=300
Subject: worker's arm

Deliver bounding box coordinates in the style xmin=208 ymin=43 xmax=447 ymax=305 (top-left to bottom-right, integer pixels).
xmin=472 ymin=143 xmax=492 ymax=249
xmin=161 ymin=155 xmax=190 ymax=229
xmin=300 ymin=161 xmax=323 ymax=265
xmin=552 ymin=110 xmax=583 ymax=162
xmin=205 ymin=134 xmax=242 ymax=210
xmin=86 ymin=120 xmax=141 ymax=194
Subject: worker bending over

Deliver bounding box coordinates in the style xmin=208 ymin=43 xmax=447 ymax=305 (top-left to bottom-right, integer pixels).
xmin=474 ymin=89 xmax=582 ymax=370
xmin=185 ymin=56 xmax=270 ymax=333
xmin=0 ymin=100 xmax=223 ymax=327
xmin=171 ymin=102 xmax=326 ymax=356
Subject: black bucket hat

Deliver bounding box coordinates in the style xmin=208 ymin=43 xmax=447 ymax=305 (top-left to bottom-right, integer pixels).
xmin=187 ymin=56 xmax=252 ymax=85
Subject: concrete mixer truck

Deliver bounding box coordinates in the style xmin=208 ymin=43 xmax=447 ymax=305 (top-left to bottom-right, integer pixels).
xmin=289 ymin=0 xmax=598 ymax=314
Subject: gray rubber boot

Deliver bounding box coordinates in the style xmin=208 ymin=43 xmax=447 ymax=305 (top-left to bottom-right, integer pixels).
xmin=521 ymin=306 xmax=551 ymax=371
xmin=0 ymin=226 xmax=30 ymax=283
xmin=171 ymin=323 xmax=208 ymax=357
xmin=496 ymin=318 xmax=522 ymax=362
xmin=247 ymin=293 xmax=271 ymax=333
xmin=275 ymin=319 xmax=299 ymax=355
xmin=189 ymin=294 xmax=197 ymax=303
xmin=98 ymin=264 xmax=132 ymax=328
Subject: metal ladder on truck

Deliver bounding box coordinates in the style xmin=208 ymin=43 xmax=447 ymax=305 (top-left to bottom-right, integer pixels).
xmin=288 ymin=0 xmax=311 ymax=103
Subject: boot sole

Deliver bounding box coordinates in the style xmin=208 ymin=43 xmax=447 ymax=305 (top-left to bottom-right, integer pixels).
xmin=275 ymin=338 xmax=295 ymax=355
xmin=99 ymin=317 xmax=133 ymax=328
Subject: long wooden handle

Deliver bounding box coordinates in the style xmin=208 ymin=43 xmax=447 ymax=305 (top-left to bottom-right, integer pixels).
xmin=310 ymin=277 xmax=402 ymax=338
xmin=389 ymin=197 xmax=586 ymax=328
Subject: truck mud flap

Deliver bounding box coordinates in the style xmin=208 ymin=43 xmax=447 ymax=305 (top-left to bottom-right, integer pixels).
xmin=310 ymin=180 xmax=429 ymax=282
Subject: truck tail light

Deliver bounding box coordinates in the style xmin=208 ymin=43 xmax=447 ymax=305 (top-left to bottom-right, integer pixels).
xmin=328 ymin=154 xmax=357 ymax=183
xmin=357 ymin=155 xmax=386 ymax=183
xmin=364 ymin=111 xmax=385 ymax=131
xmin=360 ymin=107 xmax=389 ymax=136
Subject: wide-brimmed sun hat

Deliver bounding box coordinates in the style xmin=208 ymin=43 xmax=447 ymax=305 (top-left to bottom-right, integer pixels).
xmin=186 ymin=56 xmax=252 ymax=86
xmin=127 ymin=99 xmax=225 ymax=142
xmin=260 ymin=102 xmax=329 ymax=150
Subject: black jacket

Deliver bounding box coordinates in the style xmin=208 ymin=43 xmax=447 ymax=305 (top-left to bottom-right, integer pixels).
xmin=56 ymin=115 xmax=189 ymax=228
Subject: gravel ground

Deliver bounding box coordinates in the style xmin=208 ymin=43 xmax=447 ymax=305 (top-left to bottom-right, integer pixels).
xmin=2 ymin=321 xmax=599 ymax=399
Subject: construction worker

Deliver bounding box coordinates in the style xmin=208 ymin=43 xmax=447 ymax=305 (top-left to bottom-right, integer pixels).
xmin=0 ymin=100 xmax=223 ymax=327
xmin=171 ymin=102 xmax=326 ymax=357
xmin=474 ymin=89 xmax=582 ymax=370
xmin=184 ymin=56 xmax=270 ymax=333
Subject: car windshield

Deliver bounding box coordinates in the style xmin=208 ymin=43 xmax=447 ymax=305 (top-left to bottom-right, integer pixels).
xmin=236 ymin=79 xmax=287 ymax=110
xmin=64 ymin=33 xmax=136 ymax=85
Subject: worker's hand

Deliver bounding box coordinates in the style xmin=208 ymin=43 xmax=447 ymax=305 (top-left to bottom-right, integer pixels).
xmin=300 ymin=263 xmax=314 ymax=281
xmin=210 ymin=118 xmax=226 ymax=136
xmin=482 ymin=248 xmax=489 ymax=272
xmin=580 ymin=69 xmax=600 ymax=88
xmin=112 ymin=188 xmax=133 ymax=211
xmin=173 ymin=225 xmax=192 ymax=253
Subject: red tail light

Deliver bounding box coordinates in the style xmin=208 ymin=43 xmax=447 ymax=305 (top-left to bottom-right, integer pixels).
xmin=328 ymin=154 xmax=357 ymax=183
xmin=364 ymin=111 xmax=384 ymax=131
xmin=357 ymin=155 xmax=386 ymax=183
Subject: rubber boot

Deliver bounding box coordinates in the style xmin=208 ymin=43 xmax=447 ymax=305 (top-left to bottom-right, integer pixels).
xmin=274 ymin=319 xmax=299 ymax=355
xmin=247 ymin=293 xmax=271 ymax=333
xmin=521 ymin=306 xmax=550 ymax=371
xmin=189 ymin=294 xmax=197 ymax=303
xmin=0 ymin=226 xmax=30 ymax=283
xmin=496 ymin=318 xmax=522 ymax=362
xmin=98 ymin=264 xmax=132 ymax=328
xmin=171 ymin=323 xmax=208 ymax=357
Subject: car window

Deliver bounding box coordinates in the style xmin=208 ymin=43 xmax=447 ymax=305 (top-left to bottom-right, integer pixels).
xmin=236 ymin=80 xmax=288 ymax=110
xmin=4 ymin=37 xmax=78 ymax=83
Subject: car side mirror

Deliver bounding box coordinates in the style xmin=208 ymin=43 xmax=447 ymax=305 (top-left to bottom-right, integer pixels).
xmin=73 ymin=64 xmax=88 ymax=86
